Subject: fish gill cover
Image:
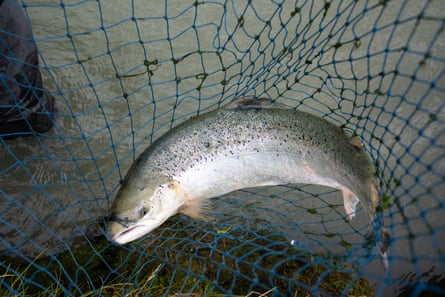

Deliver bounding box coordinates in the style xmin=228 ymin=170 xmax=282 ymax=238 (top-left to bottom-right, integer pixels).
xmin=0 ymin=0 xmax=444 ymax=296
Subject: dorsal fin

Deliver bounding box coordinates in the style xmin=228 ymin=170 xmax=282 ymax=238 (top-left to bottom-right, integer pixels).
xmin=225 ymin=96 xmax=284 ymax=110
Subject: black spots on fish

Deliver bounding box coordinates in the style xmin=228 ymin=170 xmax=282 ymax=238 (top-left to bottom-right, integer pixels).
xmin=280 ymin=138 xmax=289 ymax=147
xmin=222 ymin=148 xmax=236 ymax=158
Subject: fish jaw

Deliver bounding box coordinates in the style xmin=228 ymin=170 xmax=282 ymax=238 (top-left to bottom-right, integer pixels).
xmin=107 ymin=177 xmax=187 ymax=244
xmin=108 ymin=214 xmax=172 ymax=244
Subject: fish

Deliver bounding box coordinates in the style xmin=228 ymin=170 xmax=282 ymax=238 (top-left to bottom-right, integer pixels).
xmin=107 ymin=96 xmax=390 ymax=269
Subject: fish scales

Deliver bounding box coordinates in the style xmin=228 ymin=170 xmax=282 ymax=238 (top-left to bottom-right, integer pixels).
xmin=107 ymin=97 xmax=389 ymax=269
xmin=132 ymin=108 xmax=371 ymax=207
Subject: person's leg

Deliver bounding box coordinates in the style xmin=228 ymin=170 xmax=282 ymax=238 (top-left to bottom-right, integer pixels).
xmin=0 ymin=0 xmax=55 ymax=135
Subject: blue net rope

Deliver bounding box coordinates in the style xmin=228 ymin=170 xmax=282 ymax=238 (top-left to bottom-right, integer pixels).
xmin=0 ymin=0 xmax=444 ymax=296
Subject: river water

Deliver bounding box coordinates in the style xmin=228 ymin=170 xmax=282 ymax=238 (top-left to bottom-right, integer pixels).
xmin=0 ymin=0 xmax=444 ymax=295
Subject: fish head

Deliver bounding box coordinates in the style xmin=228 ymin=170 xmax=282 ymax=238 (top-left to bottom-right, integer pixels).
xmin=107 ymin=174 xmax=185 ymax=244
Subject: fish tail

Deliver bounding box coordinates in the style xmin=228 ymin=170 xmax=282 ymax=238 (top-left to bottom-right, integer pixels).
xmin=379 ymin=227 xmax=391 ymax=271
xmin=365 ymin=224 xmax=390 ymax=270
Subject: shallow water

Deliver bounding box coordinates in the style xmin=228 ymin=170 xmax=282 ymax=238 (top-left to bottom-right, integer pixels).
xmin=0 ymin=0 xmax=444 ymax=295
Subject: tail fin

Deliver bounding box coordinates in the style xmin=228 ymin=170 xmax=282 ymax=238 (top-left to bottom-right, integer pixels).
xmin=379 ymin=227 xmax=391 ymax=271
xmin=368 ymin=177 xmax=390 ymax=270
xmin=365 ymin=225 xmax=390 ymax=270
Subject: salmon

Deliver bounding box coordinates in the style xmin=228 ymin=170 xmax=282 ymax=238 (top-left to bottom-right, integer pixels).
xmin=107 ymin=97 xmax=390 ymax=269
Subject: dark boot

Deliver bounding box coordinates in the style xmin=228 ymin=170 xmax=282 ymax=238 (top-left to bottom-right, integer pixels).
xmin=0 ymin=0 xmax=55 ymax=136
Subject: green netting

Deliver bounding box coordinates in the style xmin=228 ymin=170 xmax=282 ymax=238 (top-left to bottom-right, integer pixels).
xmin=0 ymin=0 xmax=444 ymax=296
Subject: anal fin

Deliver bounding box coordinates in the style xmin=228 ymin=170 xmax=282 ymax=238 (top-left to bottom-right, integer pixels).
xmin=348 ymin=136 xmax=363 ymax=150
xmin=338 ymin=186 xmax=360 ymax=220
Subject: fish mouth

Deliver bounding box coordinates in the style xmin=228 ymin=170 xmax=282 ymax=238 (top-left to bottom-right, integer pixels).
xmin=107 ymin=216 xmax=167 ymax=244
xmin=111 ymin=225 xmax=146 ymax=244
xmin=107 ymin=215 xmax=149 ymax=244
xmin=112 ymin=224 xmax=151 ymax=244
xmin=107 ymin=211 xmax=175 ymax=244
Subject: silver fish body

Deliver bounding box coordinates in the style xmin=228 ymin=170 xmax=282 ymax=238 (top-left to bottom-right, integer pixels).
xmin=108 ymin=97 xmax=389 ymax=268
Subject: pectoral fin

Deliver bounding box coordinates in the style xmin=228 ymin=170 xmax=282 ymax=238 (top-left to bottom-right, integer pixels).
xmin=179 ymin=198 xmax=211 ymax=221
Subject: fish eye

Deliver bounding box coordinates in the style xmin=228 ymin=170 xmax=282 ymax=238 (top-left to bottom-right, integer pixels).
xmin=138 ymin=206 xmax=148 ymax=217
